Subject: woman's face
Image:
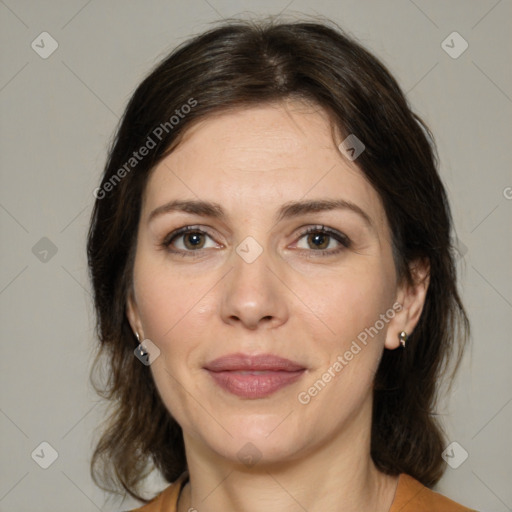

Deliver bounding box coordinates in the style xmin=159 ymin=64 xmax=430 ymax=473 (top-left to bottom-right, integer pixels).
xmin=127 ymin=100 xmax=422 ymax=466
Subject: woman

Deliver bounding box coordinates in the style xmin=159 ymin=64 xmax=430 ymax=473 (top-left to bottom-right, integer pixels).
xmin=87 ymin=17 xmax=476 ymax=512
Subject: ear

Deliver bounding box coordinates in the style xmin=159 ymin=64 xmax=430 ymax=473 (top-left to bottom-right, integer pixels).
xmin=385 ymin=257 xmax=430 ymax=350
xmin=126 ymin=286 xmax=144 ymax=340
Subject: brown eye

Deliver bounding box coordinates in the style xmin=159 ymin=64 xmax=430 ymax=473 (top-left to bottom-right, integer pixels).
xmin=181 ymin=231 xmax=206 ymax=250
xmin=163 ymin=226 xmax=218 ymax=255
xmin=305 ymin=231 xmax=330 ymax=250
xmin=295 ymin=226 xmax=350 ymax=256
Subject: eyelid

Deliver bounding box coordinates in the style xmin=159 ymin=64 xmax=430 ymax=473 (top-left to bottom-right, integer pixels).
xmin=162 ymin=225 xmax=221 ymax=248
xmin=296 ymin=225 xmax=350 ymax=244
xmin=292 ymin=225 xmax=351 ymax=254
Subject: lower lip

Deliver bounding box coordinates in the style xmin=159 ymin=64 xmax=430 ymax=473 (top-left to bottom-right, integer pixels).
xmin=206 ymin=369 xmax=305 ymax=399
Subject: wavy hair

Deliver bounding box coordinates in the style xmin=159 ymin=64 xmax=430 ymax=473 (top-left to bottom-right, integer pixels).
xmin=87 ymin=16 xmax=470 ymax=503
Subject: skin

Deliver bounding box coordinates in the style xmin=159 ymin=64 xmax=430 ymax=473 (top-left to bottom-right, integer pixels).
xmin=127 ymin=99 xmax=430 ymax=511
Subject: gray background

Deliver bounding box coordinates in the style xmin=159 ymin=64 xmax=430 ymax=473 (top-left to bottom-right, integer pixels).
xmin=1 ymin=1 xmax=511 ymax=511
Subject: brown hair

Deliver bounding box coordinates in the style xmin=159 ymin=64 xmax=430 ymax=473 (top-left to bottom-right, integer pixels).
xmin=87 ymin=16 xmax=470 ymax=503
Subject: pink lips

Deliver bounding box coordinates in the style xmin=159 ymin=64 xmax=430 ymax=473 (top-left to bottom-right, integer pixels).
xmin=204 ymin=353 xmax=306 ymax=399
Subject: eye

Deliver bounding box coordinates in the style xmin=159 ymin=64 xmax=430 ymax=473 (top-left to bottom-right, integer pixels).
xmin=161 ymin=224 xmax=351 ymax=258
xmin=162 ymin=226 xmax=219 ymax=256
xmin=294 ymin=225 xmax=351 ymax=257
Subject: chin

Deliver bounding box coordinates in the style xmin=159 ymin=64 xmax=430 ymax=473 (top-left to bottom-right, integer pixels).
xmin=217 ymin=434 xmax=304 ymax=468
xmin=200 ymin=411 xmax=308 ymax=466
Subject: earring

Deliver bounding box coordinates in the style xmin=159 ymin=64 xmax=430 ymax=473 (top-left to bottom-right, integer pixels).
xmin=398 ymin=331 xmax=408 ymax=348
xmin=135 ymin=332 xmax=140 ymax=342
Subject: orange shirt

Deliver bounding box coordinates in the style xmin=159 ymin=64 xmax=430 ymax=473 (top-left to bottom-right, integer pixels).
xmin=128 ymin=471 xmax=477 ymax=511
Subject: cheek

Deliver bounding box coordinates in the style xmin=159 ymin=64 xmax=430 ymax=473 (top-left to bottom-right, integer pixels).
xmin=295 ymin=272 xmax=393 ymax=419
xmin=297 ymin=262 xmax=396 ymax=348
xmin=136 ymin=273 xmax=208 ymax=427
xmin=134 ymin=256 xmax=210 ymax=341
xmin=133 ymin=262 xmax=212 ymax=393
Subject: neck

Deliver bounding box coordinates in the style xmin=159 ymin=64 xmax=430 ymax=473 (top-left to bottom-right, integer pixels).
xmin=177 ymin=397 xmax=399 ymax=512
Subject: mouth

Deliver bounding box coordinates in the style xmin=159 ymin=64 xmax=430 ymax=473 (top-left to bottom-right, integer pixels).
xmin=203 ymin=353 xmax=307 ymax=399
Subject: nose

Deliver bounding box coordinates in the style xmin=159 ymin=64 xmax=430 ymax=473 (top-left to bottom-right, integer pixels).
xmin=220 ymin=245 xmax=289 ymax=331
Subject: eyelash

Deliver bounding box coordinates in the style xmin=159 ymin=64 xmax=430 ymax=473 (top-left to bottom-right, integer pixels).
xmin=161 ymin=225 xmax=351 ymax=258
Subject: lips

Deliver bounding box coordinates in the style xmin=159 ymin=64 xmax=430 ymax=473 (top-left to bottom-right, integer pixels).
xmin=204 ymin=353 xmax=306 ymax=399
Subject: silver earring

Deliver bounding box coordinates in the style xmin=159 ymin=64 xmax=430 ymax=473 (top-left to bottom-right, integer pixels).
xmin=135 ymin=332 xmax=140 ymax=342
xmin=398 ymin=331 xmax=408 ymax=348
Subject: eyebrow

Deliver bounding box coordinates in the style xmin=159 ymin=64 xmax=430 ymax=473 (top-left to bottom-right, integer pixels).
xmin=148 ymin=198 xmax=374 ymax=230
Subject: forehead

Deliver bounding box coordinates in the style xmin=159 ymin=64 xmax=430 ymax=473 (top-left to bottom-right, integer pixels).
xmin=142 ymin=101 xmax=387 ymax=231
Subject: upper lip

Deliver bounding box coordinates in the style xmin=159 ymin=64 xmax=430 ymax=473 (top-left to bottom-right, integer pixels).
xmin=204 ymin=353 xmax=306 ymax=372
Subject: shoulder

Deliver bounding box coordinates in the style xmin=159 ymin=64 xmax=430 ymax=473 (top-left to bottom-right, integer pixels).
xmin=123 ymin=471 xmax=189 ymax=512
xmin=390 ymin=473 xmax=478 ymax=512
